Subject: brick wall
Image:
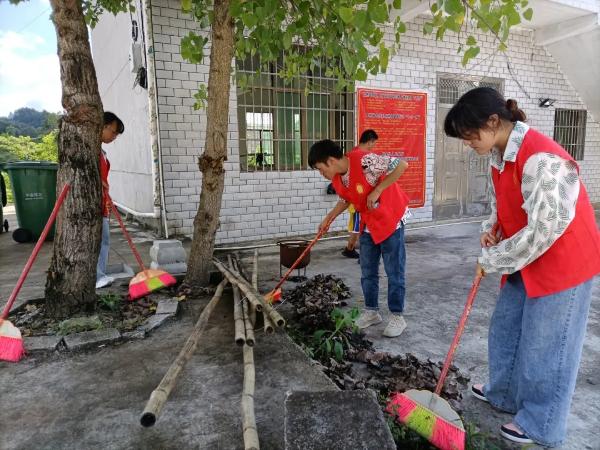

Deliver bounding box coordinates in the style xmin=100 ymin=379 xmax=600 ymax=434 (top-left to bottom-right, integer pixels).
xmin=150 ymin=0 xmax=600 ymax=243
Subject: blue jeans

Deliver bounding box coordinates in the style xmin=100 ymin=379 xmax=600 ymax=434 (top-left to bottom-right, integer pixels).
xmin=359 ymin=226 xmax=406 ymax=314
xmin=484 ymin=272 xmax=593 ymax=447
xmin=96 ymin=217 xmax=110 ymax=280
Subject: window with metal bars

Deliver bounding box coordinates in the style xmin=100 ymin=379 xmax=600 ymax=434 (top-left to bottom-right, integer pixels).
xmin=236 ymin=53 xmax=355 ymax=171
xmin=554 ymin=109 xmax=587 ymax=161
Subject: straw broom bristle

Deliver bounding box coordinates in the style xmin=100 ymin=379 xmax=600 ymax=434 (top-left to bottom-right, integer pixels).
xmin=0 ymin=320 xmax=25 ymax=362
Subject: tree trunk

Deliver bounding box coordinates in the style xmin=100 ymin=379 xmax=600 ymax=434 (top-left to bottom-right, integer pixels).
xmin=185 ymin=0 xmax=234 ymax=289
xmin=45 ymin=0 xmax=103 ymax=318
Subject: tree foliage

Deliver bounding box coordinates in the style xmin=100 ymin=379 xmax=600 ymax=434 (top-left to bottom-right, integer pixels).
xmin=181 ymin=0 xmax=533 ymax=107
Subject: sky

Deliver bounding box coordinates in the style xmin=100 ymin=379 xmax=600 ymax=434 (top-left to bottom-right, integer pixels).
xmin=0 ymin=0 xmax=62 ymax=116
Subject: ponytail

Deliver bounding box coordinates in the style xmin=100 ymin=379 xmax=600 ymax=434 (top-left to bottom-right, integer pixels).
xmin=444 ymin=87 xmax=526 ymax=139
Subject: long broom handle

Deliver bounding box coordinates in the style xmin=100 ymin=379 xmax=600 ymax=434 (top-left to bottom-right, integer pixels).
xmin=271 ymin=218 xmax=333 ymax=293
xmin=108 ymin=196 xmax=146 ymax=272
xmin=434 ymin=274 xmax=482 ymax=396
xmin=1 ymin=183 xmax=71 ymax=320
xmin=434 ymin=222 xmax=499 ymax=395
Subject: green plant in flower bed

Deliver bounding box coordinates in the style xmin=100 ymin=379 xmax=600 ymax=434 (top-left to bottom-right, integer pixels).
xmin=312 ymin=307 xmax=359 ymax=361
xmin=98 ymin=292 xmax=122 ymax=311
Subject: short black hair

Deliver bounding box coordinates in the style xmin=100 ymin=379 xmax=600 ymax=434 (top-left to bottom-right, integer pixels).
xmin=308 ymin=139 xmax=343 ymax=169
xmin=104 ymin=111 xmax=125 ymax=134
xmin=444 ymin=87 xmax=526 ymax=139
xmin=359 ymin=129 xmax=378 ymax=144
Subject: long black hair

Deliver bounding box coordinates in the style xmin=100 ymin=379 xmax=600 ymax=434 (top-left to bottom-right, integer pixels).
xmin=444 ymin=87 xmax=526 ymax=139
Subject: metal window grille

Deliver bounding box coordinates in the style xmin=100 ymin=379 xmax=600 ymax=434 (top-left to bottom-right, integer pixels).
xmin=438 ymin=76 xmax=504 ymax=104
xmin=554 ymin=109 xmax=587 ymax=161
xmin=236 ymin=52 xmax=355 ymax=171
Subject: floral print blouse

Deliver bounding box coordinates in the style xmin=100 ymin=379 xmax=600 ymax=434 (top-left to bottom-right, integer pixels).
xmin=479 ymin=122 xmax=580 ymax=275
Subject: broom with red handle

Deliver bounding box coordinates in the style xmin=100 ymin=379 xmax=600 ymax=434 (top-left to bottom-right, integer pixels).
xmin=108 ymin=196 xmax=176 ymax=300
xmin=386 ymin=223 xmax=500 ymax=450
xmin=0 ymin=183 xmax=71 ymax=362
xmin=264 ymin=218 xmax=333 ymax=303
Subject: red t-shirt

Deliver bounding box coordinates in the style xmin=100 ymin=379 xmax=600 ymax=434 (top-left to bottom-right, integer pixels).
xmin=100 ymin=151 xmax=110 ymax=217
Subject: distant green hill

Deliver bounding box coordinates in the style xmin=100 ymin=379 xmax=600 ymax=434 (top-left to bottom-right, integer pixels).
xmin=0 ymin=107 xmax=60 ymax=139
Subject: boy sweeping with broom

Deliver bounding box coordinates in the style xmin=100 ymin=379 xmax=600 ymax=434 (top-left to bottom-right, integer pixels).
xmin=309 ymin=139 xmax=409 ymax=337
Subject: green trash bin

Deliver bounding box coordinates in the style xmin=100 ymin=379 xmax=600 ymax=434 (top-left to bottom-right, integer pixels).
xmin=4 ymin=161 xmax=58 ymax=243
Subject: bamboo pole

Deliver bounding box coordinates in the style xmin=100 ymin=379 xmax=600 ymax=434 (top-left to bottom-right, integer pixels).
xmin=242 ymin=344 xmax=259 ymax=450
xmin=229 ymin=256 xmax=246 ymax=346
xmin=140 ymin=279 xmax=228 ymax=427
xmin=215 ymin=257 xmax=285 ymax=328
xmin=213 ymin=258 xmax=263 ymax=312
xmin=253 ymin=249 xmax=274 ymax=334
xmin=241 ymin=296 xmax=255 ymax=347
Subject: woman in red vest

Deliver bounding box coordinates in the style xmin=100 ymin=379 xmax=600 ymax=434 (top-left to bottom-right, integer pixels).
xmin=444 ymin=87 xmax=600 ymax=447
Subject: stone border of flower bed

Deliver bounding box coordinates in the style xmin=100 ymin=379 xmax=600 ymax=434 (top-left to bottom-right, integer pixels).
xmin=12 ymin=298 xmax=180 ymax=356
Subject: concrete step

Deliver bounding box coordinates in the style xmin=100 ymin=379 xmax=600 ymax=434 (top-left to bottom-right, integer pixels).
xmin=284 ymin=389 xmax=395 ymax=450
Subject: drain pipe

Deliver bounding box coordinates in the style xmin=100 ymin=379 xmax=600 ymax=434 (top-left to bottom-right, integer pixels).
xmin=212 ymin=218 xmax=485 ymax=251
xmin=142 ymin=0 xmax=170 ymax=238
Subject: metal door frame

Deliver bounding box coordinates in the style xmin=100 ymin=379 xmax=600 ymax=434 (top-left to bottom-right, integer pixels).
xmin=434 ymin=73 xmax=504 ymax=219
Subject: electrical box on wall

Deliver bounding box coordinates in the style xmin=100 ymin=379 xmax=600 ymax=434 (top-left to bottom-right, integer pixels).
xmin=129 ymin=42 xmax=143 ymax=73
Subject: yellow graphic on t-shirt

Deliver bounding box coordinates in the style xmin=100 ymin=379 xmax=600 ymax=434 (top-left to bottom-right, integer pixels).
xmin=356 ymin=184 xmax=364 ymax=194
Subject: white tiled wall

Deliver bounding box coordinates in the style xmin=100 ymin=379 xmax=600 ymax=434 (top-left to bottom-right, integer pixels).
xmin=148 ymin=0 xmax=600 ymax=243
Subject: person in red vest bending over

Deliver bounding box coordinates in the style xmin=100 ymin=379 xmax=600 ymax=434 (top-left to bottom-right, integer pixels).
xmin=309 ymin=139 xmax=410 ymax=338
xmin=96 ymin=112 xmax=125 ymax=289
xmin=444 ymin=87 xmax=600 ymax=447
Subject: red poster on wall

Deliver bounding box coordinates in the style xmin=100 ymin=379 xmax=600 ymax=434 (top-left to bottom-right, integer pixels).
xmin=357 ymin=88 xmax=427 ymax=208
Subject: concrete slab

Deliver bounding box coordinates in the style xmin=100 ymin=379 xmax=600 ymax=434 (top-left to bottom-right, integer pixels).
xmin=139 ymin=313 xmax=174 ymax=333
xmin=24 ymin=335 xmax=63 ymax=353
xmin=284 ymin=390 xmax=395 ymax=450
xmin=155 ymin=299 xmax=179 ymax=315
xmin=63 ymin=328 xmax=121 ymax=351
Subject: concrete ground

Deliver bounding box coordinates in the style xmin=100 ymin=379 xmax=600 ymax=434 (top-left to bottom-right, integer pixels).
xmin=1 ymin=208 xmax=599 ymax=449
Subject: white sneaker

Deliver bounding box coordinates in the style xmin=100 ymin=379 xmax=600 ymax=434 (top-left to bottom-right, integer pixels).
xmin=383 ymin=314 xmax=406 ymax=337
xmin=355 ymin=310 xmax=383 ymax=329
xmin=96 ymin=276 xmax=114 ymax=289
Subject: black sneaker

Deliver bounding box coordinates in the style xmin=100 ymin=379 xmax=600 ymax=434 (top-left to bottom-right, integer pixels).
xmin=341 ymin=248 xmax=360 ymax=259
xmin=500 ymin=425 xmax=533 ymax=444
xmin=471 ymin=385 xmax=488 ymax=402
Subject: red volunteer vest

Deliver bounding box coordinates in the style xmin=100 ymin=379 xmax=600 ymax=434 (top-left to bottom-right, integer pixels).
xmin=331 ymin=151 xmax=409 ymax=244
xmin=100 ymin=151 xmax=110 ymax=217
xmin=492 ymin=128 xmax=600 ymax=297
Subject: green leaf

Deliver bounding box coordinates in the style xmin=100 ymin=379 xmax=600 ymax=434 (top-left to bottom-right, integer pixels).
xmin=397 ymin=21 xmax=406 ymax=34
xmin=339 ymin=7 xmax=353 ymax=24
xmin=498 ymin=42 xmax=508 ymax=51
xmin=444 ymin=0 xmax=464 ymax=15
xmin=523 ymin=7 xmax=533 ymax=21
xmin=423 ymin=22 xmax=433 ymax=34
xmin=242 ymin=12 xmax=258 ymax=28
xmin=325 ymin=339 xmax=332 ymax=354
xmin=379 ymin=44 xmax=389 ymax=72
xmin=356 ymin=68 xmax=368 ymax=81
xmin=283 ymin=31 xmax=292 ymax=50
xmin=462 ymin=46 xmax=480 ymax=66
xmin=431 ymin=3 xmax=438 ymax=13
xmin=313 ymin=330 xmax=327 ymax=341
xmin=467 ymin=35 xmax=477 ymax=46
xmin=181 ymin=0 xmax=191 ymax=12
xmin=393 ymin=0 xmax=402 ymax=9
xmin=334 ymin=341 xmax=344 ymax=361
xmin=435 ymin=25 xmax=446 ymax=41
xmin=372 ymin=4 xmax=389 ymax=23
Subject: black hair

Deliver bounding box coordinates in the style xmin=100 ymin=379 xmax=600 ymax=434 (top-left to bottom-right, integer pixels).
xmin=444 ymin=87 xmax=526 ymax=139
xmin=103 ymin=111 xmax=125 ymax=134
xmin=308 ymin=139 xmax=343 ymax=168
xmin=359 ymin=129 xmax=378 ymax=144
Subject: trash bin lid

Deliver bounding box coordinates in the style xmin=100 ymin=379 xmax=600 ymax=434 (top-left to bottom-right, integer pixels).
xmin=4 ymin=161 xmax=58 ymax=170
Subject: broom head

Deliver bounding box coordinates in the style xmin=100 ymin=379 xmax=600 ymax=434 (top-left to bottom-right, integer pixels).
xmin=264 ymin=288 xmax=282 ymax=304
xmin=129 ymin=269 xmax=177 ymax=300
xmin=386 ymin=389 xmax=465 ymax=450
xmin=0 ymin=319 xmax=25 ymax=362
